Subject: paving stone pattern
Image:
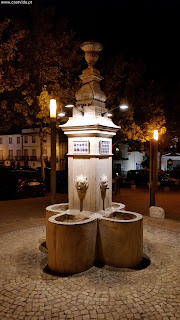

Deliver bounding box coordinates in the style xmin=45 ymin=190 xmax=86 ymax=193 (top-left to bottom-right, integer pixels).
xmin=0 ymin=225 xmax=179 ymax=320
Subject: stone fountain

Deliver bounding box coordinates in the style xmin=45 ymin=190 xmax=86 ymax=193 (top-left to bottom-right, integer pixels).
xmin=46 ymin=42 xmax=143 ymax=275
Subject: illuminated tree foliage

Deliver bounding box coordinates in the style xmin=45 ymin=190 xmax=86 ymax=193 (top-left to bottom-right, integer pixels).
xmin=0 ymin=13 xmax=81 ymax=133
xmin=0 ymin=12 xmax=82 ymax=174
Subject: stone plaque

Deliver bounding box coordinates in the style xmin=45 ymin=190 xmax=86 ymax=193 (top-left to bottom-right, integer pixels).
xmin=100 ymin=140 xmax=110 ymax=154
xmin=73 ymin=141 xmax=89 ymax=154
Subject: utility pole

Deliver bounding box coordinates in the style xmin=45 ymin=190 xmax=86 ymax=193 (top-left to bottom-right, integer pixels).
xmin=50 ymin=99 xmax=57 ymax=204
xmin=149 ymin=130 xmax=158 ymax=207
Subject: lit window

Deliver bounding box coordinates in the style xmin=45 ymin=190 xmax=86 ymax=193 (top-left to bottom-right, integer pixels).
xmin=9 ymin=137 xmax=12 ymax=144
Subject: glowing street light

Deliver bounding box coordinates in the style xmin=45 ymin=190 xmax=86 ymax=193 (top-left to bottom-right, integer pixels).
xmin=154 ymin=129 xmax=158 ymax=141
xmin=65 ymin=104 xmax=74 ymax=108
xmin=119 ymin=104 xmax=128 ymax=110
xmin=102 ymin=104 xmax=128 ymax=117
xmin=50 ymin=99 xmax=57 ymax=119
xmin=50 ymin=99 xmax=57 ymax=204
xmin=59 ymin=104 xmax=84 ymax=116
xmin=58 ymin=112 xmax=65 ymax=117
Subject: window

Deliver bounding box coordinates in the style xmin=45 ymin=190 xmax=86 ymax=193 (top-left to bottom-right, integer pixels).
xmin=43 ymin=135 xmax=47 ymax=142
xmin=32 ymin=149 xmax=36 ymax=156
xmin=24 ymin=149 xmax=28 ymax=156
xmin=43 ymin=149 xmax=48 ymax=161
xmin=16 ymin=150 xmax=21 ymax=160
xmin=17 ymin=137 xmax=20 ymax=144
xmin=0 ymin=138 xmax=2 ymax=144
xmin=9 ymin=150 xmax=13 ymax=159
xmin=32 ymin=136 xmax=36 ymax=143
xmin=0 ymin=150 xmax=3 ymax=160
xmin=9 ymin=137 xmax=12 ymax=144
xmin=24 ymin=136 xmax=28 ymax=143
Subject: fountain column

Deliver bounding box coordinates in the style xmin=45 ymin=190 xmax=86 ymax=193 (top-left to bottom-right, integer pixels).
xmin=46 ymin=42 xmax=143 ymax=275
xmin=61 ymin=42 xmax=119 ymax=213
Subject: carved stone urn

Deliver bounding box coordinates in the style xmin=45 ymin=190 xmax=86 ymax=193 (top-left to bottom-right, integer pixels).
xmin=80 ymin=41 xmax=103 ymax=67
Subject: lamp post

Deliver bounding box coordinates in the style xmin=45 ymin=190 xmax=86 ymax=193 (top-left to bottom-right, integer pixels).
xmin=149 ymin=130 xmax=158 ymax=207
xmin=50 ymin=99 xmax=57 ymax=204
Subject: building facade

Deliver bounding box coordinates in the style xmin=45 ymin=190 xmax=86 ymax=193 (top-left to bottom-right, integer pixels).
xmin=0 ymin=129 xmax=67 ymax=171
xmin=161 ymin=153 xmax=180 ymax=171
xmin=113 ymin=143 xmax=145 ymax=176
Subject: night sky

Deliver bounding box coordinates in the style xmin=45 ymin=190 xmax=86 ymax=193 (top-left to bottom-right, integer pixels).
xmin=1 ymin=0 xmax=180 ymax=79
xmin=1 ymin=0 xmax=180 ymax=101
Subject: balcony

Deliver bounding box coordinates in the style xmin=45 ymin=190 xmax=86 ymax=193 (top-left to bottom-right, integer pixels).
xmin=29 ymin=156 xmax=38 ymax=161
xmin=7 ymin=156 xmax=14 ymax=161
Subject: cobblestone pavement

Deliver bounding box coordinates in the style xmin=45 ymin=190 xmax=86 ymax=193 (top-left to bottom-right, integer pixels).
xmin=0 ymin=224 xmax=179 ymax=320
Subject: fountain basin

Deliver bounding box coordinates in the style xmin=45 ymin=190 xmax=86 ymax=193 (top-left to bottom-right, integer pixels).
xmin=46 ymin=203 xmax=69 ymax=249
xmin=46 ymin=202 xmax=125 ymax=249
xmin=47 ymin=213 xmax=97 ymax=275
xmin=97 ymin=210 xmax=143 ymax=268
xmin=46 ymin=204 xmax=143 ymax=275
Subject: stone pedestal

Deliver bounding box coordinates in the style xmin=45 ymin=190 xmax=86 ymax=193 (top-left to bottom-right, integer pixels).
xmin=62 ymin=116 xmax=119 ymax=212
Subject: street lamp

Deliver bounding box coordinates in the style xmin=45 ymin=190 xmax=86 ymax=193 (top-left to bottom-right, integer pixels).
xmin=65 ymin=104 xmax=84 ymax=116
xmin=149 ymin=129 xmax=158 ymax=207
xmin=119 ymin=104 xmax=128 ymax=110
xmin=50 ymin=99 xmax=57 ymax=204
xmin=101 ymin=104 xmax=129 ymax=117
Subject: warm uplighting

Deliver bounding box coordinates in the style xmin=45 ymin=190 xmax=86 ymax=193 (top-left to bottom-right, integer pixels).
xmin=119 ymin=104 xmax=128 ymax=110
xmin=58 ymin=112 xmax=65 ymax=117
xmin=50 ymin=99 xmax=57 ymax=118
xmin=154 ymin=130 xmax=158 ymax=141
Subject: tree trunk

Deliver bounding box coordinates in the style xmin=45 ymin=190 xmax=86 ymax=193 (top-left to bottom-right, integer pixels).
xmin=40 ymin=125 xmax=45 ymax=178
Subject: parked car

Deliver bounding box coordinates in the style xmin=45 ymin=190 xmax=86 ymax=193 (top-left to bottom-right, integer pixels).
xmin=126 ymin=169 xmax=172 ymax=187
xmin=19 ymin=165 xmax=36 ymax=171
xmin=158 ymin=172 xmax=171 ymax=187
xmin=159 ymin=171 xmax=179 ymax=186
xmin=0 ymin=169 xmax=46 ymax=199
xmin=10 ymin=170 xmax=46 ymax=197
xmin=126 ymin=170 xmax=149 ymax=185
xmin=0 ymin=167 xmax=11 ymax=199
